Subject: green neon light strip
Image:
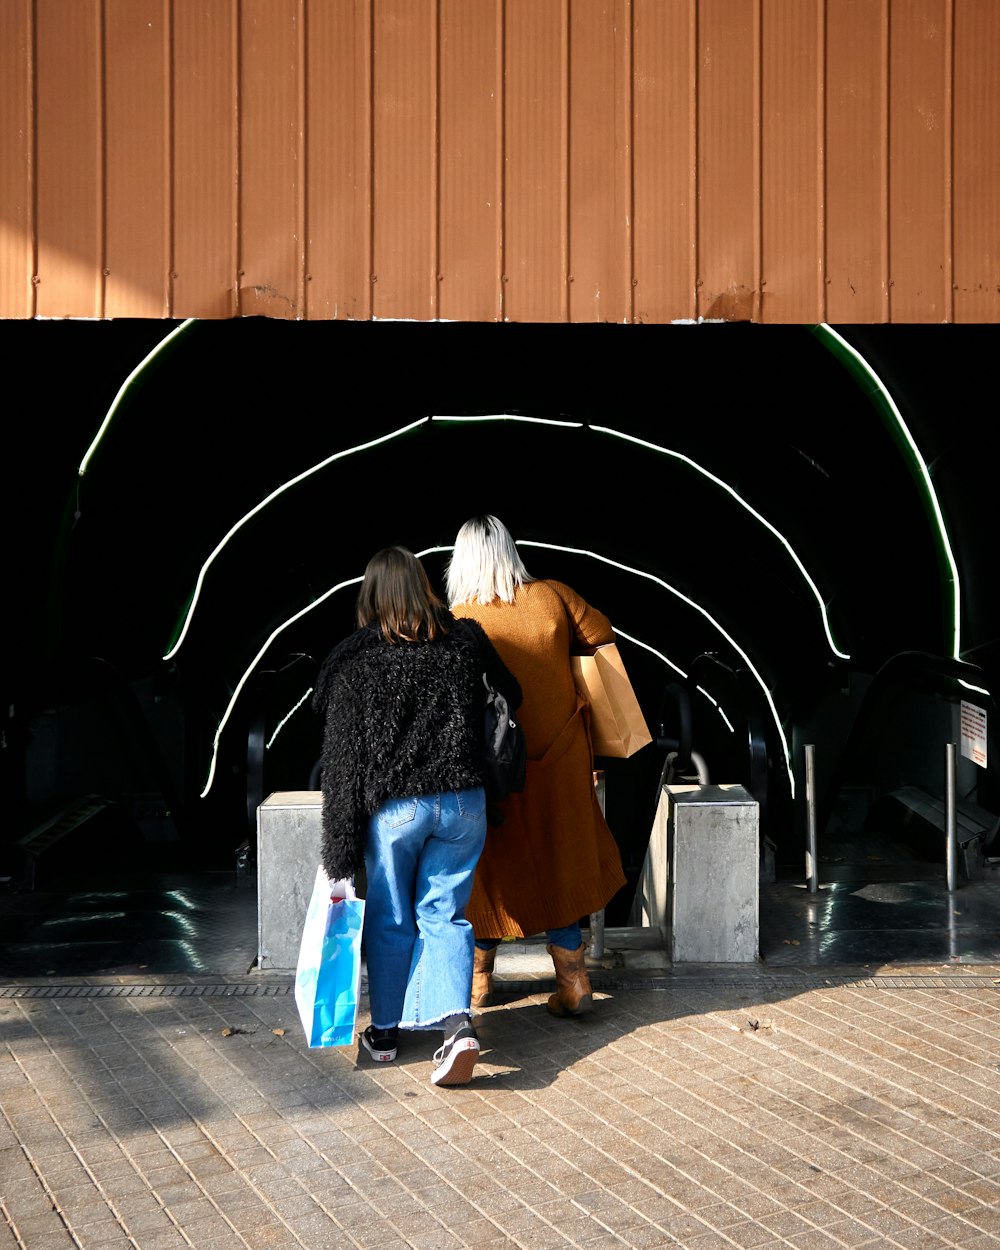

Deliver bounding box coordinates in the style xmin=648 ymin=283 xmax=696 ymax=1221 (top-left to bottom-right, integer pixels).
xmin=810 ymin=325 xmax=961 ymax=659
xmin=81 ymin=325 xmax=954 ymax=668
xmin=78 ymin=319 xmax=198 ymax=477
xmin=70 ymin=321 xmax=973 ymax=792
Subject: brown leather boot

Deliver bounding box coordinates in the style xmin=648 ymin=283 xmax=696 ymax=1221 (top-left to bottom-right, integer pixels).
xmin=546 ymin=943 xmax=594 ymax=1017
xmin=472 ymin=946 xmax=496 ymax=1008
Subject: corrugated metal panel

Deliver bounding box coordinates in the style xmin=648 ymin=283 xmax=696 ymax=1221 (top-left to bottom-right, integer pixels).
xmin=1 ymin=0 xmax=997 ymax=323
xmin=373 ymin=0 xmax=437 ymax=320
xmin=826 ymin=0 xmax=887 ymax=323
xmin=438 ymin=0 xmax=501 ymax=322
xmin=632 ymin=0 xmax=696 ymax=322
xmin=34 ymin=0 xmax=103 ymax=318
xmin=0 ymin=3 xmax=30 ymax=318
xmin=173 ymin=0 xmax=238 ymax=318
xmin=305 ymin=0 xmax=370 ymax=320
xmin=106 ymin=0 xmax=169 ymax=318
xmin=761 ymin=0 xmax=824 ymax=324
xmin=698 ymin=0 xmax=757 ymax=322
xmin=505 ymin=2 xmax=566 ymax=323
xmin=954 ymin=0 xmax=1000 ymax=324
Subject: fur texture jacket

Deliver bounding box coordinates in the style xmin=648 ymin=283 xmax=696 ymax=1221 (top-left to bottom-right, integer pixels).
xmin=311 ymin=614 xmax=521 ymax=882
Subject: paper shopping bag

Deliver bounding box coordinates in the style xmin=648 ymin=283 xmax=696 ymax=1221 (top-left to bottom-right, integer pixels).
xmin=295 ymin=865 xmax=365 ymax=1047
xmin=572 ymin=642 xmax=653 ymax=758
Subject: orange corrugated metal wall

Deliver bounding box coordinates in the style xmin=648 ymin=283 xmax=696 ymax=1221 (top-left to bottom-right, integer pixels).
xmin=1 ymin=0 xmax=997 ymax=323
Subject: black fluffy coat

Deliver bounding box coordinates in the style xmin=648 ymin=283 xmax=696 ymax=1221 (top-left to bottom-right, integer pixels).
xmin=311 ymin=615 xmax=521 ymax=882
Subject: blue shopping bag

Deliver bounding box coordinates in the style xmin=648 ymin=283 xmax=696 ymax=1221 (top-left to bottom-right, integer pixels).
xmin=295 ymin=865 xmax=365 ymax=1048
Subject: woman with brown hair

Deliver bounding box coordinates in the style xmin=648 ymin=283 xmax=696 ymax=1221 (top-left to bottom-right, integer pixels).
xmin=312 ymin=545 xmax=521 ymax=1085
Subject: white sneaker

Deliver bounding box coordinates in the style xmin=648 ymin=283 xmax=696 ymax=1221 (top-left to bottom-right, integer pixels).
xmin=430 ymin=1023 xmax=480 ymax=1086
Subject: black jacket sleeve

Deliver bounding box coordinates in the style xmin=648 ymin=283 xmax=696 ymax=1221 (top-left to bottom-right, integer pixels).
xmin=456 ymin=617 xmax=522 ymax=710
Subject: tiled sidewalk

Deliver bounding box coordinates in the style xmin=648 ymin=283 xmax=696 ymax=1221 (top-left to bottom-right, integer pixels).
xmin=3 ymin=954 xmax=1000 ymax=1250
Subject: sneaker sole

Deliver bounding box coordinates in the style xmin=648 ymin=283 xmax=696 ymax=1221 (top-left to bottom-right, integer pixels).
xmin=430 ymin=1038 xmax=480 ymax=1086
xmin=360 ymin=1035 xmax=397 ymax=1063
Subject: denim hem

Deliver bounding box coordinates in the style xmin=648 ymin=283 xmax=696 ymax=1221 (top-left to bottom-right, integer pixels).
xmin=398 ymin=1007 xmax=471 ymax=1031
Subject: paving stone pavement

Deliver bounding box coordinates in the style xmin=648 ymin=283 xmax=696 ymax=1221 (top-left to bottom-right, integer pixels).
xmin=2 ymin=941 xmax=1000 ymax=1250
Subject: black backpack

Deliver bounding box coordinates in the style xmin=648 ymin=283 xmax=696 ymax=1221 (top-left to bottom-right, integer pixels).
xmin=482 ymin=673 xmax=527 ymax=814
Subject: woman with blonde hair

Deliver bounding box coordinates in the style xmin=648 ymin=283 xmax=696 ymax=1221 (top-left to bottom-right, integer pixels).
xmin=446 ymin=516 xmax=626 ymax=1016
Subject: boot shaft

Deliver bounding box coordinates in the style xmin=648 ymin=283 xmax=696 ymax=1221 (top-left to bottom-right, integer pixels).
xmin=546 ymin=943 xmax=594 ymax=1017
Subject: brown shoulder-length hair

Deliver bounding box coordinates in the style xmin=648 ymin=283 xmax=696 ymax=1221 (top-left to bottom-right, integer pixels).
xmin=356 ymin=546 xmax=450 ymax=643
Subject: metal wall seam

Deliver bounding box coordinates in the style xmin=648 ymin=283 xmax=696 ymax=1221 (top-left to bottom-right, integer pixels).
xmin=164 ymin=0 xmax=174 ymax=318
xmin=561 ymin=0 xmax=570 ymax=322
xmin=365 ymin=0 xmax=374 ymax=321
xmin=752 ymin=0 xmax=762 ymax=324
xmin=28 ymin=0 xmax=38 ymax=319
xmin=432 ymin=0 xmax=440 ymax=321
xmin=944 ymin=0 xmax=955 ymax=325
xmin=880 ymin=0 xmax=890 ymax=322
xmin=496 ymin=0 xmax=505 ymax=322
xmin=97 ymin=0 xmax=107 ymax=318
xmin=689 ymin=0 xmax=698 ymax=321
xmin=625 ymin=0 xmax=635 ymax=324
xmin=817 ymin=0 xmax=826 ymax=322
xmin=297 ymin=0 xmax=307 ymax=319
xmin=231 ymin=0 xmax=241 ymax=317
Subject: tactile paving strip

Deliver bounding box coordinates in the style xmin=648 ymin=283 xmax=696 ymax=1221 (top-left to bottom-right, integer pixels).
xmin=3 ymin=970 xmax=998 ymax=998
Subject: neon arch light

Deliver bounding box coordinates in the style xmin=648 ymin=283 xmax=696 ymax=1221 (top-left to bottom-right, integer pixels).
xmin=74 ymin=320 xmax=964 ymax=669
xmin=198 ymin=540 xmax=775 ymax=799
xmin=168 ymin=411 xmax=851 ymax=664
xmin=65 ymin=321 xmax=984 ymax=795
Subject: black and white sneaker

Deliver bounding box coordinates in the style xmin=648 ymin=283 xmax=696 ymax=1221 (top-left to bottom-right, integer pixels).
xmin=430 ymin=1023 xmax=480 ymax=1086
xmin=360 ymin=1025 xmax=398 ymax=1063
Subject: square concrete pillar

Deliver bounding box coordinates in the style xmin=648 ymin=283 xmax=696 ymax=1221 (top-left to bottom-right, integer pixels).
xmin=257 ymin=791 xmax=324 ymax=971
xmin=667 ymin=783 xmax=759 ymax=963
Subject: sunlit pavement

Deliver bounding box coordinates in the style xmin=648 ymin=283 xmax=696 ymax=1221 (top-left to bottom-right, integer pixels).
xmin=2 ymin=871 xmax=1000 ymax=1250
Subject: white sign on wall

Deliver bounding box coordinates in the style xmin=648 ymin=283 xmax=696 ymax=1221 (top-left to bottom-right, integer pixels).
xmin=960 ymin=701 xmax=987 ymax=768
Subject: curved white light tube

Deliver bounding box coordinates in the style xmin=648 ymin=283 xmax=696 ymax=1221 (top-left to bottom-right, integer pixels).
xmin=77 ymin=324 xmax=974 ymax=798
xmin=198 ymin=571 xmax=362 ymax=797
xmin=517 ymin=539 xmax=794 ymax=795
xmin=172 ymin=410 xmax=847 ymax=666
xmin=198 ymin=543 xmax=727 ymax=797
xmin=818 ymin=325 xmax=962 ymax=659
xmin=164 ymin=417 xmax=431 ymax=660
xmin=588 ymin=424 xmax=851 ymax=661
xmin=78 ymin=319 xmax=198 ymax=478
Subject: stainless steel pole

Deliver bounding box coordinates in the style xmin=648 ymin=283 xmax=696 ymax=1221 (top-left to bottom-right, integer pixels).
xmin=589 ymin=771 xmax=606 ymax=957
xmin=945 ymin=742 xmax=958 ymax=891
xmin=805 ymin=744 xmax=818 ymax=893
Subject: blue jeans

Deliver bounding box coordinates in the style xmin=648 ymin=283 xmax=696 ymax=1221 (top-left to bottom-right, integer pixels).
xmin=363 ymin=788 xmax=487 ymax=1031
xmin=475 ymin=922 xmax=583 ymax=952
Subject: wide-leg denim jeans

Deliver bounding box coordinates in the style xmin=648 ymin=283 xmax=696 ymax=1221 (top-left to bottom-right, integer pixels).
xmin=363 ymin=788 xmax=487 ymax=1031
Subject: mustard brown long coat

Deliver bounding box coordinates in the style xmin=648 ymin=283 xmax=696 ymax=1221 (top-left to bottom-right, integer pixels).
xmin=452 ymin=579 xmax=627 ymax=937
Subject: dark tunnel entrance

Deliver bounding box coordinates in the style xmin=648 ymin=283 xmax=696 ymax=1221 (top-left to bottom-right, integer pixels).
xmin=4 ymin=318 xmax=998 ymax=929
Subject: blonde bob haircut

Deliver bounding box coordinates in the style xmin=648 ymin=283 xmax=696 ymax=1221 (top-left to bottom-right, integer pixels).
xmin=446 ymin=515 xmax=534 ymax=606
